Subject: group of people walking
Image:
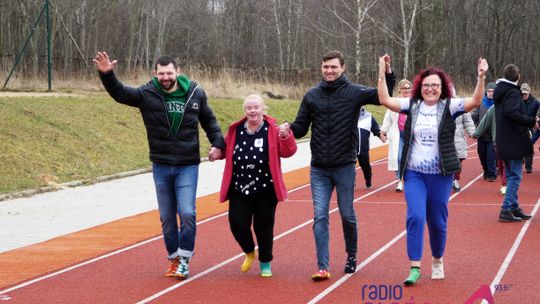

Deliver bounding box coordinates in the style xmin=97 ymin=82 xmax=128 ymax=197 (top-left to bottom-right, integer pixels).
xmin=93 ymin=48 xmax=537 ymax=287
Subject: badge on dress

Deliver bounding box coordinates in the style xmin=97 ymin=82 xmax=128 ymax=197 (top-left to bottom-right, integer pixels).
xmin=254 ymin=138 xmax=264 ymax=148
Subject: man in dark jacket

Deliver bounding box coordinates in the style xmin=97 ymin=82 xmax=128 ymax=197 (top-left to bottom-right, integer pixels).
xmin=520 ymin=83 xmax=540 ymax=173
xmin=494 ymin=64 xmax=539 ymax=222
xmin=93 ymin=52 xmax=225 ymax=278
xmin=471 ymin=82 xmax=497 ymax=181
xmin=281 ymin=50 xmax=395 ymax=280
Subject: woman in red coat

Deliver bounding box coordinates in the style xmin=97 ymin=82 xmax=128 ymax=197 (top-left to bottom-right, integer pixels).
xmin=218 ymin=94 xmax=297 ymax=277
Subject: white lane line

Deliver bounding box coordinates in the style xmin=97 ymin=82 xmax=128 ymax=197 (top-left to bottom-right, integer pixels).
xmin=135 ymin=180 xmax=399 ymax=303
xmin=0 ymin=212 xmax=228 ymax=295
xmin=0 ymin=159 xmax=375 ymax=295
xmin=307 ymin=172 xmax=483 ymax=303
xmin=307 ymin=231 xmax=407 ymax=304
xmin=482 ymin=198 xmax=540 ymax=304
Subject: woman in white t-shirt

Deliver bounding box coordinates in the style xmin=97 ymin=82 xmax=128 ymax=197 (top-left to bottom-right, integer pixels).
xmin=376 ymin=55 xmax=489 ymax=286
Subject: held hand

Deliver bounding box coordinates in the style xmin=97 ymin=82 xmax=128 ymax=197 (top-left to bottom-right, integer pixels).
xmin=208 ymin=147 xmax=222 ymax=162
xmin=379 ymin=133 xmax=387 ymax=143
xmin=92 ymin=51 xmax=117 ymax=73
xmin=477 ymin=58 xmax=489 ymax=78
xmin=279 ymin=122 xmax=290 ymax=138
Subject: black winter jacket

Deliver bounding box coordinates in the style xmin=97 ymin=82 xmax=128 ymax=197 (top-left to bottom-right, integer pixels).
xmin=291 ymin=73 xmax=395 ymax=168
xmin=494 ymin=81 xmax=536 ymax=159
xmin=99 ymin=71 xmax=225 ymax=165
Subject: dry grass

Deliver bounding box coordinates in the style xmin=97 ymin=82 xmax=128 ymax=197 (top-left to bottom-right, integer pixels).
xmin=2 ymin=66 xmax=313 ymax=100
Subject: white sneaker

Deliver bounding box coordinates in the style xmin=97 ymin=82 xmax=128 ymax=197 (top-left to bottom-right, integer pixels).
xmin=395 ymin=180 xmax=403 ymax=192
xmin=452 ymin=180 xmax=461 ymax=192
xmin=500 ymin=186 xmax=507 ymax=195
xmin=431 ymin=260 xmax=445 ymax=280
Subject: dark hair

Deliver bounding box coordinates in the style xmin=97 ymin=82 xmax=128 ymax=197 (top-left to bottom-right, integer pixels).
xmin=410 ymin=66 xmax=453 ymax=100
xmin=155 ymin=56 xmax=178 ymax=70
xmin=503 ymin=64 xmax=519 ymax=82
xmin=322 ymin=50 xmax=344 ymax=66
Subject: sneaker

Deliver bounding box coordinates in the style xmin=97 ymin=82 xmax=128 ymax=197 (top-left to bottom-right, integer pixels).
xmin=498 ymin=210 xmax=523 ymax=222
xmin=526 ymin=169 xmax=532 ymax=174
xmin=452 ymin=180 xmax=461 ymax=192
xmin=164 ymin=257 xmax=180 ymax=277
xmin=260 ymin=262 xmax=272 ymax=278
xmin=365 ymin=181 xmax=372 ymax=189
xmin=511 ymin=208 xmax=532 ymax=220
xmin=500 ymin=186 xmax=507 ymax=195
xmin=311 ymin=269 xmax=331 ymax=281
xmin=431 ymin=260 xmax=445 ymax=280
xmin=241 ymin=251 xmax=256 ymax=273
xmin=487 ymin=177 xmax=497 ymax=182
xmin=344 ymin=254 xmax=357 ymax=273
xmin=404 ymin=267 xmax=421 ymax=286
xmin=174 ymin=256 xmax=190 ymax=279
xmin=395 ymin=180 xmax=403 ymax=192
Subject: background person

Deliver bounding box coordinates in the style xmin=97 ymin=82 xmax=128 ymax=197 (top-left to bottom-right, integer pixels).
xmin=93 ymin=52 xmax=225 ymax=279
xmin=521 ymin=83 xmax=540 ymax=173
xmin=357 ymin=107 xmax=384 ymax=189
xmin=494 ymin=65 xmax=538 ymax=222
xmin=377 ymin=54 xmax=488 ymax=286
xmin=472 ymin=106 xmax=507 ymax=195
xmin=217 ymin=95 xmax=297 ymax=278
xmin=472 ymin=82 xmax=498 ymax=181
xmin=380 ymin=79 xmax=412 ymax=192
xmin=452 ymin=111 xmax=476 ymax=192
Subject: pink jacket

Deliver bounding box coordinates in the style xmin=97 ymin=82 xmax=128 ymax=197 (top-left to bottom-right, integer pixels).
xmin=219 ymin=115 xmax=297 ymax=202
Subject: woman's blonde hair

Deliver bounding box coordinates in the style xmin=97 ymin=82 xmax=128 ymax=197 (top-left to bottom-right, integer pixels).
xmin=243 ymin=94 xmax=268 ymax=113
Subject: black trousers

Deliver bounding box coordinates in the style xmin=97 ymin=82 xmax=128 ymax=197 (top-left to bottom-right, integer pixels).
xmin=357 ymin=153 xmax=371 ymax=184
xmin=228 ymin=191 xmax=278 ymax=263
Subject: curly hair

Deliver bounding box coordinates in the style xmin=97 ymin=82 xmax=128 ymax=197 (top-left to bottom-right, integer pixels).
xmin=410 ymin=67 xmax=454 ymax=101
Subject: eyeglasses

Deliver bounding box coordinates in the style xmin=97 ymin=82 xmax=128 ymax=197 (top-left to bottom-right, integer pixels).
xmin=400 ymin=87 xmax=411 ymax=90
xmin=421 ymin=83 xmax=441 ymax=89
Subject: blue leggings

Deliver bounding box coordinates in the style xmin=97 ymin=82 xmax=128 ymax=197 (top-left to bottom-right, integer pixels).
xmin=404 ymin=170 xmax=453 ymax=261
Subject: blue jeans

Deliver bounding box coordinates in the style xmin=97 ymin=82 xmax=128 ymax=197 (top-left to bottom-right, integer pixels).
xmin=310 ymin=163 xmax=357 ymax=270
xmin=152 ymin=163 xmax=199 ymax=259
xmin=404 ymin=170 xmax=452 ymax=261
xmin=501 ymin=159 xmax=523 ymax=211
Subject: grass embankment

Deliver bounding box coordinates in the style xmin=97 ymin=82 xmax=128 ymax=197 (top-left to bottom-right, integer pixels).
xmin=0 ymin=95 xmax=308 ymax=194
xmin=0 ymin=94 xmax=386 ymax=195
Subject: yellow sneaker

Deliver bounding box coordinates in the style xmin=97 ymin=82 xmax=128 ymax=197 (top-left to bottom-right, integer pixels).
xmin=241 ymin=251 xmax=256 ymax=273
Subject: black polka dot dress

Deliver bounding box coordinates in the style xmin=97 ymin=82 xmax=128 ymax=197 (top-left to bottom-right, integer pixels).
xmin=231 ymin=121 xmax=273 ymax=196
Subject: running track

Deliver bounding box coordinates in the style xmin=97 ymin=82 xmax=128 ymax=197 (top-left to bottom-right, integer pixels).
xmin=0 ymin=141 xmax=539 ymax=303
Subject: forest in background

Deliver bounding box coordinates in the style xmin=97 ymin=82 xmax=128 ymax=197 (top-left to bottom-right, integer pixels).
xmin=1 ymin=0 xmax=539 ymax=91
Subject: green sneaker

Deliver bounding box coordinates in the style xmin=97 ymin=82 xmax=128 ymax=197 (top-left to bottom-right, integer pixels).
xmin=404 ymin=267 xmax=420 ymax=286
xmin=260 ymin=262 xmax=272 ymax=278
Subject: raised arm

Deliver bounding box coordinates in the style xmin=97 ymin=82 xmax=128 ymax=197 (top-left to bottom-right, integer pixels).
xmin=377 ymin=54 xmax=401 ymax=113
xmin=463 ymin=58 xmax=489 ymax=112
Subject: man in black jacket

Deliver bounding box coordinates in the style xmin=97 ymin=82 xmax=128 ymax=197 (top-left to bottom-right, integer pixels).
xmin=281 ymin=50 xmax=395 ymax=281
xmin=494 ymin=64 xmax=539 ymax=222
xmin=93 ymin=52 xmax=225 ymax=279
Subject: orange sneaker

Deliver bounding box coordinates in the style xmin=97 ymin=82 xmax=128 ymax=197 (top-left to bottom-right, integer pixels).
xmin=311 ymin=269 xmax=331 ymax=281
xmin=164 ymin=257 xmax=180 ymax=277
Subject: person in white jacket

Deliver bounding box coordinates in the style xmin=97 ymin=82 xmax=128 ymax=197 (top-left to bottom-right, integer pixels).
xmin=452 ymin=112 xmax=476 ymax=191
xmin=380 ymin=79 xmax=412 ymax=191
